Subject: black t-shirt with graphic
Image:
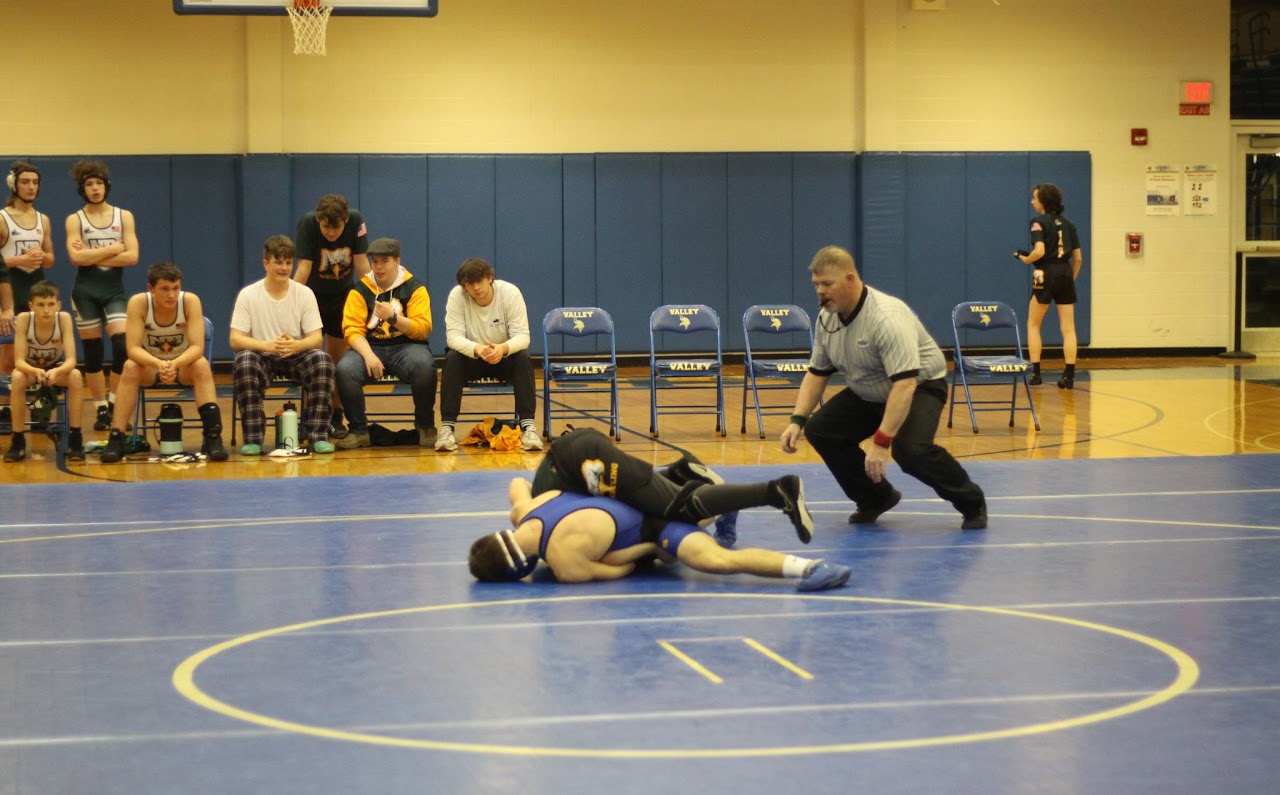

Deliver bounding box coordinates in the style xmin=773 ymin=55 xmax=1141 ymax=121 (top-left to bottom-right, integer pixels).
xmin=1029 ymin=212 xmax=1080 ymax=266
xmin=294 ymin=209 xmax=369 ymax=296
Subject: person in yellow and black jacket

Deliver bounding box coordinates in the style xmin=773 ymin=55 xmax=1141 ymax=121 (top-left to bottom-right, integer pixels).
xmin=334 ymin=237 xmax=437 ymax=449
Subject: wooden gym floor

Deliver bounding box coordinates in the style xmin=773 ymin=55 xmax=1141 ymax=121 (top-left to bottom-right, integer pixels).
xmin=2 ymin=355 xmax=1279 ymax=794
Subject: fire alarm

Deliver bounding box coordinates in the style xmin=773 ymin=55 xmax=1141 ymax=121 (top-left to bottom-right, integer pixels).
xmin=1127 ymin=233 xmax=1143 ymax=255
xmin=1132 ymin=128 xmax=1148 ymax=146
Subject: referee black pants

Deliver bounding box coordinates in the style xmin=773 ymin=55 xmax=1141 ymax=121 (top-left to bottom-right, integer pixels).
xmin=804 ymin=379 xmax=985 ymax=515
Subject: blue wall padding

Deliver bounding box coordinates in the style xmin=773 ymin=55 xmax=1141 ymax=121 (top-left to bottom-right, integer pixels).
xmin=2 ymin=150 xmax=1088 ymax=360
xmin=559 ymin=155 xmax=597 ymax=356
xmin=793 ymin=153 xmax=858 ymax=304
xmin=727 ymin=154 xmax=794 ymax=350
xmin=496 ymin=155 xmax=564 ymax=355
xmin=904 ymin=154 xmax=968 ymax=344
xmin=595 ymin=154 xmax=664 ymax=353
xmin=661 ymin=154 xmax=728 ymax=353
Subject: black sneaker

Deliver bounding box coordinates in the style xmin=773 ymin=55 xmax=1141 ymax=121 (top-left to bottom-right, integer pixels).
xmin=1028 ymin=373 xmax=1043 ymax=386
xmin=202 ymin=434 xmax=229 ymax=462
xmin=329 ymin=418 xmax=349 ymax=440
xmin=1057 ymin=374 xmax=1074 ymax=390
xmin=100 ymin=429 xmax=126 ymax=464
xmin=3 ymin=436 xmax=25 ymax=462
xmin=961 ymin=504 xmax=988 ymax=530
xmin=849 ymin=488 xmax=902 ymax=525
xmin=772 ymin=474 xmax=814 ymax=544
xmin=94 ymin=404 xmax=112 ymax=431
xmin=65 ymin=431 xmax=85 ymax=462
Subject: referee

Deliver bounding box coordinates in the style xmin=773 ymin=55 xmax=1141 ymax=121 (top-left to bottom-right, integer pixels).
xmin=780 ymin=245 xmax=988 ymax=530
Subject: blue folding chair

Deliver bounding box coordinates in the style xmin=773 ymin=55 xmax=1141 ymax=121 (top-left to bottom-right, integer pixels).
xmin=741 ymin=304 xmax=817 ymax=439
xmin=542 ymin=307 xmax=619 ymax=441
xmin=648 ymin=304 xmax=725 ymax=438
xmin=947 ymin=301 xmax=1041 ymax=433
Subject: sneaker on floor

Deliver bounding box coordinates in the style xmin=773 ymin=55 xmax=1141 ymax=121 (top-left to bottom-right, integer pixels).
xmin=848 ymin=488 xmax=902 ymax=525
xmin=93 ymin=404 xmax=111 ymax=431
xmin=329 ymin=419 xmax=349 ymax=439
xmin=1028 ymin=372 xmax=1043 ymax=386
xmin=239 ymin=442 xmax=263 ymax=457
xmin=312 ymin=440 xmax=335 ymax=454
xmin=772 ymin=474 xmax=813 ymax=544
xmin=100 ymin=429 xmax=126 ymax=464
xmin=3 ymin=438 xmax=25 ymax=462
xmin=961 ymin=504 xmax=988 ymax=530
xmin=335 ymin=431 xmax=371 ymax=449
xmin=521 ymin=427 xmax=544 ymax=451
xmin=1057 ymin=374 xmax=1074 ymax=390
xmin=796 ymin=560 xmax=851 ymax=592
xmin=435 ymin=426 xmax=458 ymax=452
xmin=418 ymin=426 xmax=438 ymax=447
xmin=202 ymin=435 xmax=229 ymax=462
xmin=713 ymin=511 xmax=739 ymax=548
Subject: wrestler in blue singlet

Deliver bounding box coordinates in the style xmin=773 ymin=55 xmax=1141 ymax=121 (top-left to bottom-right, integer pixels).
xmin=529 ymin=492 xmax=703 ymax=558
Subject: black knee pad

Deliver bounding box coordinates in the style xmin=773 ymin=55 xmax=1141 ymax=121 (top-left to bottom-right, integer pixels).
xmin=82 ymin=337 xmax=105 ymax=374
xmin=198 ymin=402 xmax=222 ymax=436
xmin=110 ymin=333 xmax=127 ymax=375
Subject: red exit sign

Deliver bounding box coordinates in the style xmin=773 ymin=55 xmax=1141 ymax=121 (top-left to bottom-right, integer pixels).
xmin=1180 ymin=81 xmax=1213 ymax=104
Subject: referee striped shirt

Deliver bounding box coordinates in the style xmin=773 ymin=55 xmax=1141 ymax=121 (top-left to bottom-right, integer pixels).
xmin=810 ymin=286 xmax=947 ymax=402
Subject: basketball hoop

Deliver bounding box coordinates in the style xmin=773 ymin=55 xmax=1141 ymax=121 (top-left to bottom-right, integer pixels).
xmin=286 ymin=0 xmax=333 ymax=56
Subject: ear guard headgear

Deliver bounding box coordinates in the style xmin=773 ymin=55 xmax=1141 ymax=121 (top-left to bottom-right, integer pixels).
xmin=494 ymin=529 xmax=539 ymax=580
xmin=7 ymin=163 xmax=40 ymax=198
xmin=77 ymin=171 xmax=111 ymax=202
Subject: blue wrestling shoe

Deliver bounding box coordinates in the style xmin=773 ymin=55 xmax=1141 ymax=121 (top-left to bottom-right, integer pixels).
xmin=713 ymin=511 xmax=738 ymax=548
xmin=796 ymin=560 xmax=851 ymax=592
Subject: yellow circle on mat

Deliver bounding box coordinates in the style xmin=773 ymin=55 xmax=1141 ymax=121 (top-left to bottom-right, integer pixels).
xmin=173 ymin=593 xmax=1199 ymax=758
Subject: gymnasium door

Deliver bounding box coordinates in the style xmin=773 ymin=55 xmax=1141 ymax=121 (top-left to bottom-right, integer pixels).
xmin=1234 ymin=130 xmax=1280 ymax=353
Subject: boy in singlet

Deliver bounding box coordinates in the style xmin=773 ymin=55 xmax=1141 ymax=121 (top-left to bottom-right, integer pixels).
xmin=99 ymin=262 xmax=227 ymax=464
xmin=0 ymin=161 xmax=56 ymax=431
xmin=467 ymin=477 xmax=849 ymax=590
xmin=4 ymin=281 xmax=85 ymax=462
xmin=65 ymin=160 xmax=140 ymax=432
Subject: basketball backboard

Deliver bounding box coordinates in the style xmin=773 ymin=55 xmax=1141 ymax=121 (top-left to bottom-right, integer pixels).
xmin=173 ymin=0 xmax=436 ymax=16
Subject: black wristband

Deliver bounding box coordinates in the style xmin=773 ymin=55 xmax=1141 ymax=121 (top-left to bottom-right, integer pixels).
xmin=789 ymin=414 xmax=807 ymax=427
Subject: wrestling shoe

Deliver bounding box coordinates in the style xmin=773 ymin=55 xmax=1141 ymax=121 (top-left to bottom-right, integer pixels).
xmin=100 ymin=429 xmax=126 ymax=464
xmin=202 ymin=434 xmax=229 ymax=462
xmin=521 ymin=427 xmax=544 ymax=451
xmin=93 ymin=404 xmax=112 ymax=431
xmin=796 ymin=560 xmax=851 ymax=592
xmin=1057 ymin=374 xmax=1074 ymax=390
xmin=329 ymin=418 xmax=349 ymax=439
xmin=848 ymin=488 xmax=901 ymax=525
xmin=3 ymin=435 xmax=25 ymax=462
xmin=665 ymin=457 xmax=725 ymax=487
xmin=65 ymin=430 xmax=85 ymax=462
xmin=713 ymin=511 xmax=738 ymax=548
xmin=772 ymin=474 xmax=813 ymax=544
xmin=1028 ymin=373 xmax=1042 ymax=386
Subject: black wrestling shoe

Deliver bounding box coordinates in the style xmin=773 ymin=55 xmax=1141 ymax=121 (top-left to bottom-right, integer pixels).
xmin=1028 ymin=373 xmax=1042 ymax=386
xmin=771 ymin=475 xmax=813 ymax=544
xmin=202 ymin=434 xmax=229 ymax=462
xmin=100 ymin=429 xmax=126 ymax=464
xmin=1057 ymin=374 xmax=1074 ymax=390
xmin=93 ymin=404 xmax=111 ymax=431
xmin=848 ymin=488 xmax=901 ymax=525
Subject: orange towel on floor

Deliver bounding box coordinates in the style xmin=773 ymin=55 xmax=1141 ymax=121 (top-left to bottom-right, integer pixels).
xmin=461 ymin=418 xmax=524 ymax=451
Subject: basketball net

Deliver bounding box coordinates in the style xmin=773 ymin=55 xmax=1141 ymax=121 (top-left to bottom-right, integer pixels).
xmin=286 ymin=0 xmax=333 ymax=56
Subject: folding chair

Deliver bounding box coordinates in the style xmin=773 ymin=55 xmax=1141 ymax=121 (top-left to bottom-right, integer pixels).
xmin=542 ymin=307 xmax=619 ymax=441
xmin=648 ymin=304 xmax=725 ymax=438
xmin=5 ymin=383 xmax=70 ymax=467
xmin=740 ymin=304 xmax=817 ymax=439
xmin=133 ymin=317 xmax=216 ymax=440
xmin=947 ymin=301 xmax=1041 ymax=433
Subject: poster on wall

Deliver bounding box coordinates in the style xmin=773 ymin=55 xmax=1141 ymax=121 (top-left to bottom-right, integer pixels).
xmin=1183 ymin=164 xmax=1217 ymax=216
xmin=1146 ymin=165 xmax=1181 ymax=215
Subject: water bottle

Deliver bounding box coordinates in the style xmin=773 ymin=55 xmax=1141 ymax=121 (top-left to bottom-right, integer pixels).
xmin=157 ymin=403 xmax=185 ymax=455
xmin=276 ymin=402 xmax=299 ymax=449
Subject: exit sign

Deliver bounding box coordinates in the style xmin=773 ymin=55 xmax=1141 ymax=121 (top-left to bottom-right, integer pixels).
xmin=1180 ymin=81 xmax=1213 ymax=104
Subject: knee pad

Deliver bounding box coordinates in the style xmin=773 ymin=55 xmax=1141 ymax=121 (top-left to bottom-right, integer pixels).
xmin=110 ymin=333 xmax=127 ymax=375
xmin=82 ymin=337 xmax=105 ymax=374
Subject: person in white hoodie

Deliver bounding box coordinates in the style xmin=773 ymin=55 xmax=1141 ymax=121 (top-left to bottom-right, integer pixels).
xmin=435 ymin=257 xmax=540 ymax=453
xmin=334 ymin=237 xmax=436 ymax=449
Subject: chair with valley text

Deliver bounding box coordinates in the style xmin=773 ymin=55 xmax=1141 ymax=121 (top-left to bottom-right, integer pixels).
xmin=947 ymin=301 xmax=1041 ymax=433
xmin=542 ymin=307 xmax=619 ymax=440
xmin=648 ymin=304 xmax=725 ymax=438
xmin=740 ymin=304 xmax=818 ymax=439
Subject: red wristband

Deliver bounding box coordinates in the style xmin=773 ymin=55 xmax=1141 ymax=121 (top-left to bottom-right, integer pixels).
xmin=872 ymin=430 xmax=893 ymax=448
